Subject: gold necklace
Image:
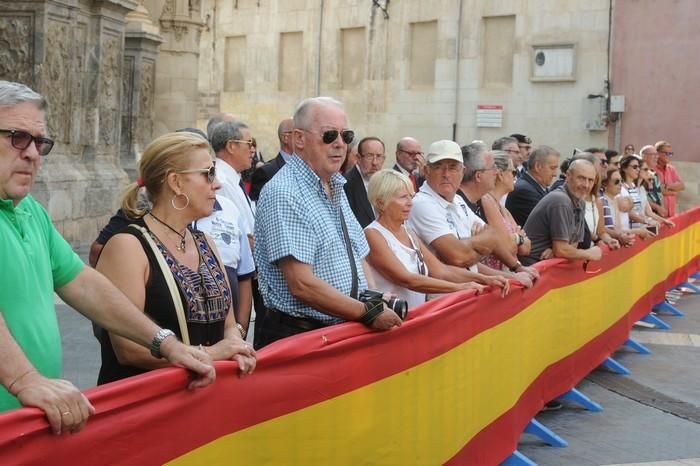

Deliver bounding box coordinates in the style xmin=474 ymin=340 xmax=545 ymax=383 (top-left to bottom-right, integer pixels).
xmin=149 ymin=212 xmax=187 ymax=252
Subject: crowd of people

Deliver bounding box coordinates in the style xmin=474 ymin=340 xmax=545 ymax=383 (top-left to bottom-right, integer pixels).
xmin=0 ymin=80 xmax=686 ymax=434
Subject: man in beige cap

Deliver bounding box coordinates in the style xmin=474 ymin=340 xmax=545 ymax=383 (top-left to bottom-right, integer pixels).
xmin=408 ymin=140 xmax=509 ymax=288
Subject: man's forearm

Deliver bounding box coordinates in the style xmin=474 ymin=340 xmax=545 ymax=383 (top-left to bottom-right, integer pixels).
xmin=667 ymin=181 xmax=684 ymax=192
xmin=56 ymin=268 xmax=159 ymax=349
xmin=0 ymin=312 xmax=38 ymax=392
xmin=289 ymin=274 xmax=365 ymax=321
xmin=281 ymin=258 xmax=366 ymax=321
xmin=552 ymin=241 xmax=595 ymax=261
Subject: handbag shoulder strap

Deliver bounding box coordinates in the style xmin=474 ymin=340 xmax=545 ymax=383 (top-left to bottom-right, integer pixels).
xmin=129 ymin=224 xmax=190 ymax=345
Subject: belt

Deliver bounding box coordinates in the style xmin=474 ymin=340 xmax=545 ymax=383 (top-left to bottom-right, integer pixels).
xmin=268 ymin=308 xmax=326 ymax=331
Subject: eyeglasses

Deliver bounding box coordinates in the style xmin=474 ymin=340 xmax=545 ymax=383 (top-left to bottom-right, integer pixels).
xmin=361 ymin=153 xmax=385 ymax=161
xmin=600 ymin=159 xmax=609 ymax=166
xmin=0 ymin=129 xmax=54 ymax=156
xmin=179 ymin=165 xmax=217 ymax=183
xmin=658 ymin=151 xmax=674 ymax=157
xmin=304 ymin=129 xmax=355 ymax=145
xmin=229 ymin=139 xmax=254 ymax=148
xmin=399 ymin=149 xmax=424 ymax=157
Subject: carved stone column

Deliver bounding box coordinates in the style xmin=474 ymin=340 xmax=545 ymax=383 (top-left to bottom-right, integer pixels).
xmin=0 ymin=0 xmax=138 ymax=244
xmin=152 ymin=0 xmax=204 ymax=134
xmin=122 ymin=2 xmax=163 ymax=179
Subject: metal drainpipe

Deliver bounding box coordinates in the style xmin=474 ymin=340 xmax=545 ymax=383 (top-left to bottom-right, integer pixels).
xmin=452 ymin=0 xmax=463 ymax=141
xmin=316 ymin=0 xmax=324 ymax=96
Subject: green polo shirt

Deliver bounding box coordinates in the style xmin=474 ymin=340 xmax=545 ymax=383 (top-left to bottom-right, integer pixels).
xmin=0 ymin=195 xmax=84 ymax=412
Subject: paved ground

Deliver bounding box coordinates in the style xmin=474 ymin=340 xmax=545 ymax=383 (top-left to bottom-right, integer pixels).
xmin=520 ymin=289 xmax=700 ymax=466
xmin=56 ymin=249 xmax=700 ymax=465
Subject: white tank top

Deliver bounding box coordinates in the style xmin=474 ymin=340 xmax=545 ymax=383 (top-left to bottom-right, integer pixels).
xmin=584 ymin=200 xmax=599 ymax=238
xmin=365 ymin=221 xmax=428 ymax=310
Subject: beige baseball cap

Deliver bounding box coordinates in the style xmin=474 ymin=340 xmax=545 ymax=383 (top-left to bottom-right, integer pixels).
xmin=426 ymin=140 xmax=463 ymax=164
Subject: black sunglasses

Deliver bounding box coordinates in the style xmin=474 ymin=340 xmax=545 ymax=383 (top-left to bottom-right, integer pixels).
xmin=179 ymin=165 xmax=217 ymax=183
xmin=312 ymin=129 xmax=355 ymax=145
xmin=0 ymin=128 xmax=54 ymax=156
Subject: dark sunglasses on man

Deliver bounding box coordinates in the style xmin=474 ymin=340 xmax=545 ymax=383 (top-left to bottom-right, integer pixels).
xmin=0 ymin=128 xmax=54 ymax=156
xmin=304 ymin=129 xmax=355 ymax=145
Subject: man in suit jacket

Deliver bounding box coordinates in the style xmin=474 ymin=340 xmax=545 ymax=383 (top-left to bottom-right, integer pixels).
xmin=393 ymin=137 xmax=425 ymax=191
xmin=510 ymin=133 xmax=532 ymax=177
xmin=505 ymin=145 xmax=561 ymax=227
xmin=344 ymin=136 xmax=385 ymax=228
xmin=250 ymin=118 xmax=294 ymax=201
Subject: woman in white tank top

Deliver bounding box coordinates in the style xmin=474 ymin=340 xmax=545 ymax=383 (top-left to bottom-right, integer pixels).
xmin=364 ymin=170 xmax=487 ymax=310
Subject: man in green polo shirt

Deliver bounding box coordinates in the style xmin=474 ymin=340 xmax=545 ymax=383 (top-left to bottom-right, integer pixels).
xmin=0 ymin=80 xmax=217 ymax=435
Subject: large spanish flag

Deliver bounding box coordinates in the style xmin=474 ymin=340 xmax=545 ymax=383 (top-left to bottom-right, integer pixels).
xmin=1 ymin=208 xmax=698 ymax=466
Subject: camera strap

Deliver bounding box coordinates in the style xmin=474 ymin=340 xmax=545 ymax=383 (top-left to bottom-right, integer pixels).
xmin=338 ymin=207 xmax=359 ymax=300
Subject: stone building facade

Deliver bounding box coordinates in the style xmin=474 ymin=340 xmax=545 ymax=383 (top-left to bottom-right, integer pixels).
xmin=0 ymin=0 xmax=141 ymax=243
xmin=0 ymin=0 xmax=696 ymax=245
xmin=195 ymin=0 xmax=613 ymax=169
xmin=194 ymin=0 xmax=697 ymax=210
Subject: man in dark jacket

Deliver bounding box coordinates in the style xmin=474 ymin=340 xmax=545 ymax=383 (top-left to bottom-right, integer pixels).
xmin=344 ymin=136 xmax=385 ymax=228
xmin=250 ymin=118 xmax=294 ymax=201
xmin=505 ymin=145 xmax=560 ymax=227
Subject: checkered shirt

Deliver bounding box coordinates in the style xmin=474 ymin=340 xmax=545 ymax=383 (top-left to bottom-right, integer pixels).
xmin=254 ymin=155 xmax=369 ymax=324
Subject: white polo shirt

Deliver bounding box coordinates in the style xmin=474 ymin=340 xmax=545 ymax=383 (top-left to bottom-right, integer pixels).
xmin=216 ymin=158 xmax=256 ymax=236
xmin=408 ymin=182 xmax=485 ymax=273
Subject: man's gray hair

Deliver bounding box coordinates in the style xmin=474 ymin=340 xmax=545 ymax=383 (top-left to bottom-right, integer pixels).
xmin=210 ymin=120 xmax=249 ymax=153
xmin=207 ymin=112 xmax=237 ymax=140
xmin=639 ymin=144 xmax=655 ymax=156
xmin=528 ymin=145 xmax=560 ymax=170
xmin=293 ymin=96 xmax=344 ymax=130
xmin=567 ymin=158 xmax=595 ymax=174
xmin=461 ymin=141 xmax=488 ymax=182
xmin=492 ymin=150 xmax=511 ymax=171
xmin=492 ymin=136 xmax=518 ymax=151
xmin=571 ymin=151 xmax=595 ymax=165
xmin=0 ymin=81 xmax=47 ymax=110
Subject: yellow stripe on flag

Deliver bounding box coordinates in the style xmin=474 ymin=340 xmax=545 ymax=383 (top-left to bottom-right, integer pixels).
xmin=169 ymin=224 xmax=698 ymax=465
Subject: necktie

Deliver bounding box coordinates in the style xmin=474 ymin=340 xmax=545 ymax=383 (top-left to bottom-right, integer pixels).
xmin=239 ymin=179 xmax=254 ymax=213
xmin=409 ymin=173 xmax=418 ymax=192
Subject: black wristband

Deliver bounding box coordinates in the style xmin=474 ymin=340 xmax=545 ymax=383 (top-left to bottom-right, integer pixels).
xmin=359 ymin=300 xmax=384 ymax=326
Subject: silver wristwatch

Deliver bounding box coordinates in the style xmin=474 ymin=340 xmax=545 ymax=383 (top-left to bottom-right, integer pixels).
xmin=150 ymin=328 xmax=176 ymax=359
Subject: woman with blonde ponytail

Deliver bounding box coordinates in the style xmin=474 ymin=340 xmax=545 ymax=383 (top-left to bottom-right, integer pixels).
xmin=95 ymin=132 xmax=256 ymax=384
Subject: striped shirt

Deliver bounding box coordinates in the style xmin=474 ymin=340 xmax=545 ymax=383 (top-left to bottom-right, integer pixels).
xmin=622 ymin=183 xmax=644 ymax=228
xmin=600 ymin=195 xmax=616 ymax=229
xmin=254 ymin=155 xmax=369 ymax=324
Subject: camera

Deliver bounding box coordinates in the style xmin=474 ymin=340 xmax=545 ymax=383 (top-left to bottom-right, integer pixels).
xmin=358 ymin=289 xmax=408 ymax=320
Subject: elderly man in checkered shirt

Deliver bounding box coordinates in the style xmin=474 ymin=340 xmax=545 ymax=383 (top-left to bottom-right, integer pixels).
xmin=253 ymin=97 xmax=402 ymax=349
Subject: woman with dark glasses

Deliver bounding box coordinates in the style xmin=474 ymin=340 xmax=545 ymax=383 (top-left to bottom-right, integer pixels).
xmin=95 ymin=132 xmax=256 ymax=384
xmin=480 ymin=150 xmax=533 ymax=269
xmin=364 ymin=169 xmax=488 ymax=309
xmin=600 ymin=168 xmax=650 ymax=246
xmin=634 ymin=159 xmax=675 ymax=228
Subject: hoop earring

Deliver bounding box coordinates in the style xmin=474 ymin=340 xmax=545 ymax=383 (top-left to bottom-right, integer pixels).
xmin=171 ymin=193 xmax=190 ymax=211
